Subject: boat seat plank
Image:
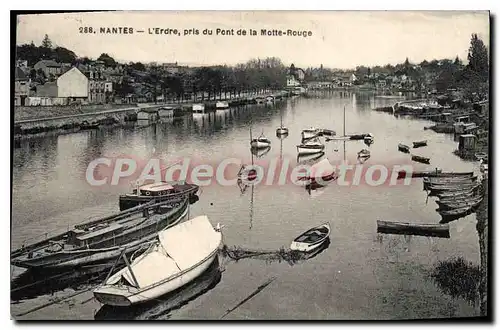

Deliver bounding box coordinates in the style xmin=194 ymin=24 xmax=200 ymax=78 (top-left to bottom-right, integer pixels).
xmin=76 ymin=223 xmax=123 ymax=241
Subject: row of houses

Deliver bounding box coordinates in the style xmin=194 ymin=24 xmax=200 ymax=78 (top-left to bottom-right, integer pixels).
xmin=14 ymin=60 xmax=114 ymax=106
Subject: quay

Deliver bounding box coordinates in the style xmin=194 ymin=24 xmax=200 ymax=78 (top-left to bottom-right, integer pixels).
xmin=14 ymin=90 xmax=292 ymax=137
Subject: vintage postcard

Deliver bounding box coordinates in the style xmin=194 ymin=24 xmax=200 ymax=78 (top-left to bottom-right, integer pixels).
xmin=11 ymin=10 xmax=490 ymax=320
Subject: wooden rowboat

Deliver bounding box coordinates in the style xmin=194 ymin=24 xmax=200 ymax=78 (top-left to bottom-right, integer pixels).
xmin=436 ymin=196 xmax=483 ymax=210
xmin=413 ymin=140 xmax=428 ymax=148
xmin=290 ymin=223 xmax=330 ymax=252
xmin=377 ymin=220 xmax=450 ymax=238
xmin=398 ymin=143 xmax=411 ymax=153
xmin=438 ymin=206 xmax=475 ymax=223
xmin=411 ymin=154 xmax=431 ymax=164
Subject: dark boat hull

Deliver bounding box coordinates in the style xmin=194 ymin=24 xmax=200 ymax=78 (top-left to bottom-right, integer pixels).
xmin=119 ymin=185 xmax=199 ymax=211
xmin=377 ymin=220 xmax=450 ymax=238
xmin=11 ymin=200 xmax=189 ymax=270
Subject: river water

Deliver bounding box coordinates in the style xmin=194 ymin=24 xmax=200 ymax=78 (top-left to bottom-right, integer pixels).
xmin=11 ymin=91 xmax=482 ymax=320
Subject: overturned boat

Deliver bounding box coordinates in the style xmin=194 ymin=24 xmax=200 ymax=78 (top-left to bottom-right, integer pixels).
xmin=438 ymin=206 xmax=475 ymax=222
xmin=11 ymin=199 xmax=190 ymax=270
xmin=290 ymin=223 xmax=330 ymax=252
xmin=119 ymin=181 xmax=199 ymax=211
xmin=93 ymin=215 xmax=222 ymax=306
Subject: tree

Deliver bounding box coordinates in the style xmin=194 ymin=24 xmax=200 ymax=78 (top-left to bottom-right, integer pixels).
xmin=41 ymin=34 xmax=52 ymax=48
xmin=53 ymin=47 xmax=77 ymax=64
xmin=454 ymin=56 xmax=462 ymax=66
xmin=130 ymin=62 xmax=146 ymax=71
xmin=97 ymin=53 xmax=117 ymax=67
xmin=467 ymin=33 xmax=489 ymax=79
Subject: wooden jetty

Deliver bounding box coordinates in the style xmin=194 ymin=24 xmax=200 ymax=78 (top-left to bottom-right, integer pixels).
xmin=377 ymin=220 xmax=450 ymax=238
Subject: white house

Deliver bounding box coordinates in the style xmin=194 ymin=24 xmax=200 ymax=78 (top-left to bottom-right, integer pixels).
xmin=58 ymin=67 xmax=89 ymax=99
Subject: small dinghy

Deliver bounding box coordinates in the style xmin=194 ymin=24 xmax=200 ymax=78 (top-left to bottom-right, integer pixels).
xmin=413 ymin=140 xmax=428 ymax=148
xmin=398 ymin=143 xmax=411 ymax=153
xmin=297 ymin=138 xmax=325 ymax=155
xmin=93 ymin=215 xmax=223 ymax=306
xmin=411 ymin=154 xmax=430 ymax=164
xmin=276 ymin=126 xmax=289 ymax=135
xmin=301 ymin=127 xmax=320 ymax=140
xmin=250 ymin=132 xmax=271 ymax=149
xmin=297 ymin=158 xmax=337 ymax=185
xmin=357 ymin=149 xmax=371 ymax=158
xmin=290 ymin=223 xmax=330 ymax=252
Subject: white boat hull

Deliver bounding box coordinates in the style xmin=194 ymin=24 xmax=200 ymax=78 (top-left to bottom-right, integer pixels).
xmin=297 ymin=145 xmax=324 ymax=155
xmin=216 ymin=101 xmax=229 ymax=109
xmin=251 ymin=141 xmax=271 ymax=149
xmin=301 ymin=131 xmax=319 ymax=140
xmin=290 ymin=238 xmax=328 ymax=252
xmin=93 ymin=248 xmax=219 ymax=306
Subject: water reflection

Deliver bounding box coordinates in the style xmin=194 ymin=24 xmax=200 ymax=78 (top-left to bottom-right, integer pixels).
xmin=11 ymin=264 xmax=109 ymax=302
xmin=94 ymin=258 xmax=222 ymax=320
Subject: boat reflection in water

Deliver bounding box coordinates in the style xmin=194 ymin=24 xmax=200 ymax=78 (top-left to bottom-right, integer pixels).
xmin=94 ymin=257 xmax=222 ymax=320
xmin=296 ymin=152 xmax=325 ymax=166
xmin=251 ymin=146 xmax=271 ymax=158
xmin=11 ymin=264 xmax=110 ymax=302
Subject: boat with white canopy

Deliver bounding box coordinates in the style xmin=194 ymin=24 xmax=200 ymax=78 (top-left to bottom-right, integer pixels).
xmin=93 ymin=215 xmax=223 ymax=306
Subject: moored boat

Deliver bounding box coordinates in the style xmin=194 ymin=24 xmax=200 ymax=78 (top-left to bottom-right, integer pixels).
xmin=357 ymin=149 xmax=370 ymax=158
xmin=376 ymin=220 xmax=450 ymax=238
xmin=428 ymin=182 xmax=481 ymax=194
xmin=301 ymin=127 xmax=320 ymax=140
xmin=319 ymin=129 xmax=336 ymax=137
xmin=398 ymin=143 xmax=411 ymax=153
xmin=436 ymin=187 xmax=480 ymax=199
xmin=413 ymin=140 xmax=428 ymax=148
xmin=80 ymin=120 xmax=100 ymax=130
xmin=297 ymin=138 xmax=325 ymax=155
xmin=438 ymin=206 xmax=475 ymax=222
xmin=290 ymin=223 xmax=330 ymax=252
xmin=411 ymin=154 xmax=431 ymax=164
xmin=436 ymin=195 xmax=483 ymax=210
xmin=119 ymin=181 xmax=199 ymax=211
xmin=93 ymin=215 xmax=223 ymax=306
xmin=297 ymin=158 xmax=337 ymax=185
xmin=423 ymin=176 xmax=477 ymax=190
xmin=250 ymin=133 xmax=271 ymax=149
xmin=397 ymin=169 xmax=475 ymax=179
xmin=11 ymin=199 xmax=190 ymax=270
xmin=215 ymin=101 xmax=229 ymax=109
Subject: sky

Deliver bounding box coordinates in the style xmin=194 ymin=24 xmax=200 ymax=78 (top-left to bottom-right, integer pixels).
xmin=16 ymin=11 xmax=490 ymax=69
